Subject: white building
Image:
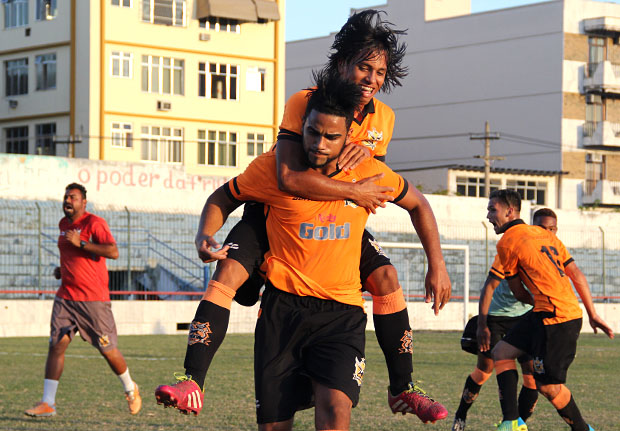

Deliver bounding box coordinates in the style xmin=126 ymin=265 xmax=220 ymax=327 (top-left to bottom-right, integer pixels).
xmin=285 ymin=0 xmax=620 ymax=209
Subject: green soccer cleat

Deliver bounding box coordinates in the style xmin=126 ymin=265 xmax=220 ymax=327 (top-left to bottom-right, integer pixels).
xmin=496 ymin=417 xmax=527 ymax=431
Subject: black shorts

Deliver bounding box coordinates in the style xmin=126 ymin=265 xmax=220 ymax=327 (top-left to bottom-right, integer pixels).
xmin=502 ymin=312 xmax=582 ymax=385
xmin=461 ymin=314 xmax=532 ymax=362
xmin=225 ymin=204 xmax=391 ymax=284
xmin=254 ymin=282 xmax=367 ymax=424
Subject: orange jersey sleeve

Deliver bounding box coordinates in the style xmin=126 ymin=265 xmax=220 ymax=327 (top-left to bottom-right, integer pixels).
xmin=496 ymin=223 xmax=581 ymax=324
xmin=488 ymin=254 xmax=505 ymax=281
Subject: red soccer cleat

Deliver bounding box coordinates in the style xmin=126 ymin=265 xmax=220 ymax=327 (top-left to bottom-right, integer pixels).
xmin=388 ymin=382 xmax=448 ymax=423
xmin=155 ymin=374 xmax=203 ymax=416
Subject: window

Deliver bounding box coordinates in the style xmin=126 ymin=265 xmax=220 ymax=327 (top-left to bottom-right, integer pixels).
xmin=111 ymin=51 xmax=132 ymax=78
xmin=4 ymin=126 xmax=28 ymax=154
xmin=584 ymin=94 xmax=603 ymax=137
xmin=506 ymin=180 xmax=547 ymax=205
xmin=588 ymin=37 xmax=605 ymax=77
xmin=455 ymin=176 xmax=500 ymax=198
xmin=197 ymin=129 xmax=237 ymax=167
xmin=141 ymin=55 xmax=184 ymax=95
xmin=4 ymin=0 xmax=28 ymax=28
xmin=35 ymin=53 xmax=56 ymax=90
xmin=35 ymin=123 xmax=56 ymax=155
xmin=140 ymin=126 xmax=183 ymax=163
xmin=111 ymin=123 xmax=133 ymax=148
xmin=142 ymin=0 xmax=185 ymax=26
xmin=199 ymin=17 xmax=240 ymax=33
xmin=111 ymin=0 xmax=131 ymax=7
xmin=585 ymin=153 xmax=606 ymax=195
xmin=198 ymin=62 xmax=237 ymax=100
xmin=36 ymin=0 xmax=57 ymax=20
xmin=5 ymin=58 xmax=28 ymax=96
xmin=246 ymin=67 xmax=266 ymax=92
xmin=247 ymin=133 xmax=264 ymax=156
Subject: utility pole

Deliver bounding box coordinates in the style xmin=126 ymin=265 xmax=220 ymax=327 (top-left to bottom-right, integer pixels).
xmin=470 ymin=121 xmax=503 ymax=197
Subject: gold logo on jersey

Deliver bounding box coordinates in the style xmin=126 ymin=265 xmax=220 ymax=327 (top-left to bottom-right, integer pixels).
xmin=399 ymin=329 xmax=413 ymax=354
xmin=361 ymin=128 xmax=383 ymax=150
xmin=368 ymin=238 xmax=387 ymax=258
xmin=533 ymin=357 xmax=545 ymax=374
xmin=188 ymin=321 xmax=213 ymax=346
xmin=353 ymin=357 xmax=366 ymax=386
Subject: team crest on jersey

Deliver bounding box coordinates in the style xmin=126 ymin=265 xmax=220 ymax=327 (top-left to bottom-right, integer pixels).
xmin=352 ymin=357 xmax=366 ymax=386
xmin=533 ymin=357 xmax=545 ymax=374
xmin=368 ymin=238 xmax=387 ymax=257
xmin=98 ymin=334 xmax=110 ymax=348
xmin=361 ymin=128 xmax=383 ymax=151
xmin=188 ymin=321 xmax=213 ymax=346
xmin=399 ymin=329 xmax=413 ymax=354
xmin=344 ymin=200 xmax=359 ymax=208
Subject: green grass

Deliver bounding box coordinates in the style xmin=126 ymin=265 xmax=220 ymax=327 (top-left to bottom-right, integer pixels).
xmin=1 ymin=331 xmax=617 ymax=430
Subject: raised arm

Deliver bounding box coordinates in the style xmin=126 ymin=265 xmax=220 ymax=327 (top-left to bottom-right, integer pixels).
xmin=195 ymin=185 xmax=243 ymax=263
xmin=394 ymin=182 xmax=451 ymax=314
xmin=565 ymin=261 xmax=614 ymax=338
xmin=477 ymin=276 xmax=501 ymax=352
xmin=276 ymin=137 xmax=394 ymax=213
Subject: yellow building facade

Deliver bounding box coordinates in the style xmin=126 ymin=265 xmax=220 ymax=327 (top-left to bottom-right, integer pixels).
xmin=0 ymin=0 xmax=284 ymax=177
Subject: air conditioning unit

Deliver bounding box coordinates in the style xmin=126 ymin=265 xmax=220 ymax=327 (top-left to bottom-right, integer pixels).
xmin=586 ymin=153 xmax=603 ymax=163
xmin=8 ymin=99 xmax=18 ymax=109
xmin=198 ymin=33 xmax=210 ymax=41
xmin=157 ymin=100 xmax=171 ymax=111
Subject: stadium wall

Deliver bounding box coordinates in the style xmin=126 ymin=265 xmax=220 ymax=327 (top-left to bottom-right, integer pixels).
xmin=1 ymin=300 xmax=618 ymax=338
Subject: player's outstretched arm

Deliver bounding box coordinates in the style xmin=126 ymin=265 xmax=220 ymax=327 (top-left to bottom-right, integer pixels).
xmin=276 ymin=137 xmax=394 ymax=213
xmin=565 ymin=261 xmax=614 ymax=339
xmin=394 ymin=182 xmax=451 ymax=315
xmin=195 ymin=185 xmax=243 ymax=263
xmin=477 ymin=277 xmax=500 ymax=352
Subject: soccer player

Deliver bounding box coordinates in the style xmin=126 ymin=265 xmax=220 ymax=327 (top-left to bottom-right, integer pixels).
xmin=198 ymin=71 xmax=448 ymax=429
xmin=453 ymin=207 xmax=566 ymax=430
xmin=487 ymin=189 xmax=614 ymax=431
xmin=25 ymin=183 xmax=141 ymax=417
xmin=156 ymin=9 xmax=451 ymax=423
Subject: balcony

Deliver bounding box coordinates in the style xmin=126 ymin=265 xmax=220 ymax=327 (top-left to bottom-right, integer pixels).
xmin=583 ymin=17 xmax=620 ymax=36
xmin=584 ymin=61 xmax=620 ymax=94
xmin=582 ymin=121 xmax=620 ymax=148
xmin=582 ymin=179 xmax=620 ymax=206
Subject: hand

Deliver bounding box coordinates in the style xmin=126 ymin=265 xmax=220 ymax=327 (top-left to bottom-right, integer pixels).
xmin=338 ymin=143 xmax=372 ymax=171
xmin=424 ymin=262 xmax=451 ymax=315
xmin=195 ymin=235 xmax=230 ymax=263
xmin=65 ymin=230 xmax=81 ymax=247
xmin=589 ymin=314 xmax=615 ymax=339
xmin=351 ymin=173 xmax=394 ymax=214
xmin=53 ymin=266 xmax=61 ymax=280
xmin=477 ymin=324 xmax=492 ymax=352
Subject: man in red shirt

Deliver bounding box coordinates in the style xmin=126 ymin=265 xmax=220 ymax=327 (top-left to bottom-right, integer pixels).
xmin=25 ymin=183 xmax=141 ymax=417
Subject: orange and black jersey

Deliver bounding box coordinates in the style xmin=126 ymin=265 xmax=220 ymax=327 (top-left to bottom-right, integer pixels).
xmin=488 ymin=254 xmax=505 ymax=281
xmin=225 ymin=152 xmax=407 ymax=308
xmin=496 ymin=219 xmax=581 ymax=325
xmin=278 ymin=89 xmax=395 ymax=160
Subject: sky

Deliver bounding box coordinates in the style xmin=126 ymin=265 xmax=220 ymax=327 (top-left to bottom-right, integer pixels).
xmin=285 ymin=0 xmax=620 ymax=41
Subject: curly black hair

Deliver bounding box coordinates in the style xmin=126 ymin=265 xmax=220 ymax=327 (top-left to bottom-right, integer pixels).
xmin=65 ymin=182 xmax=87 ymax=199
xmin=326 ymin=9 xmax=408 ymax=93
xmin=304 ymin=69 xmax=362 ymax=129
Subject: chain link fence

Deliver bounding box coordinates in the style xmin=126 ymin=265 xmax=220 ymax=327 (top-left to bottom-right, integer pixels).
xmin=1 ymin=199 xmax=618 ymax=302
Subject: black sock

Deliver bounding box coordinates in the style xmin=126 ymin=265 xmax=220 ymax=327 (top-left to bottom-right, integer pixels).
xmin=518 ymin=386 xmax=538 ymax=422
xmin=455 ymin=375 xmax=483 ymax=420
xmin=183 ymin=300 xmax=230 ymax=390
xmin=373 ymin=309 xmax=413 ymax=395
xmin=497 ymin=369 xmax=519 ymax=421
xmin=557 ymin=396 xmax=588 ymax=431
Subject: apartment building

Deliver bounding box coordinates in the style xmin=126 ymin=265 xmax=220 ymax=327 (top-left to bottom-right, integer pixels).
xmin=0 ymin=0 xmax=283 ymax=177
xmin=285 ymin=0 xmax=620 ymax=209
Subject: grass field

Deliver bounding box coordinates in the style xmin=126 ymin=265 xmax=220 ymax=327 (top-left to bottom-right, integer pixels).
xmin=1 ymin=331 xmax=617 ymax=431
